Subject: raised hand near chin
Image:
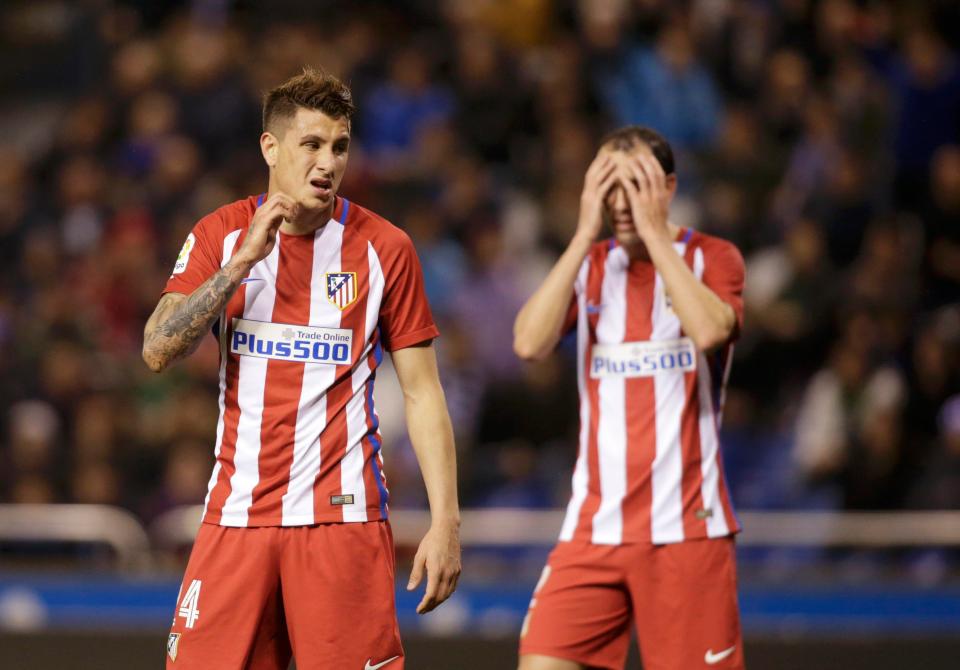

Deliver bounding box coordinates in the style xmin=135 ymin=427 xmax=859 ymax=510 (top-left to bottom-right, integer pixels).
xmin=235 ymin=193 xmax=299 ymax=266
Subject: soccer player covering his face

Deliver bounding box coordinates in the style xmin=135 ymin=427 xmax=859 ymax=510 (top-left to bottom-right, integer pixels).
xmin=143 ymin=68 xmax=461 ymax=670
xmin=514 ymin=127 xmax=746 ymax=670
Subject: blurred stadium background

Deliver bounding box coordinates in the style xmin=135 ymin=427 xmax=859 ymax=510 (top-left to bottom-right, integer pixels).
xmin=1 ymin=0 xmax=959 ymax=668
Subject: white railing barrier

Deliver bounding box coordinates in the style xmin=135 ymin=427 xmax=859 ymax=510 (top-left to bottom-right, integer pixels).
xmin=3 ymin=506 xmax=960 ymax=565
xmin=0 ymin=504 xmax=151 ymax=566
xmin=149 ymin=507 xmax=960 ymax=549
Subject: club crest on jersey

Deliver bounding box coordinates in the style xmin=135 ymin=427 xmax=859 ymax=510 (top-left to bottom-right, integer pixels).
xmin=326 ymin=272 xmax=357 ymax=310
xmin=167 ymin=633 xmax=181 ymax=662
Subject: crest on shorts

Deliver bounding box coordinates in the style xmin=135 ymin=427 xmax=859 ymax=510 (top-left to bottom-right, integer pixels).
xmin=167 ymin=633 xmax=181 ymax=662
xmin=326 ymin=272 xmax=357 ymax=310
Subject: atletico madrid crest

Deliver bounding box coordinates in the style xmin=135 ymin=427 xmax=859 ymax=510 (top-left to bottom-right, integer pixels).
xmin=326 ymin=272 xmax=358 ymax=310
xmin=167 ymin=633 xmax=181 ymax=662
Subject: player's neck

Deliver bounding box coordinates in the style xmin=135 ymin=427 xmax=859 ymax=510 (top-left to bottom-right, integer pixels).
xmin=279 ymin=206 xmax=333 ymax=236
xmin=622 ymin=238 xmax=651 ymax=262
xmin=265 ymin=186 xmax=334 ymax=236
xmin=621 ymin=222 xmax=680 ymax=262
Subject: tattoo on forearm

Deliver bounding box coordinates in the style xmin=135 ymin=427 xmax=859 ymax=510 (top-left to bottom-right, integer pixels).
xmin=144 ymin=268 xmax=241 ymax=368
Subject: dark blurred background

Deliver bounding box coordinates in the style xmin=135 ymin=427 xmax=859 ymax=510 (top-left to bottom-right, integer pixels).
xmin=0 ymin=0 xmax=959 ymax=668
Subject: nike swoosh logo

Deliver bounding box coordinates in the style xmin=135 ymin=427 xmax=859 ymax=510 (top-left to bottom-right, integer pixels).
xmin=705 ymin=646 xmax=736 ymax=664
xmin=364 ymin=656 xmax=400 ymax=670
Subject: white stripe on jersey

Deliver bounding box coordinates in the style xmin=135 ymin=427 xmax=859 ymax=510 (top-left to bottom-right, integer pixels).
xmin=340 ymin=371 xmax=370 ymax=522
xmin=221 ymin=239 xmax=281 ymax=526
xmin=591 ymin=247 xmax=629 ymax=545
xmin=559 ymin=259 xmax=592 ymax=542
xmin=367 ymin=244 xmax=389 ymax=499
xmin=694 ymin=247 xmax=730 ymax=537
xmin=649 ymin=241 xmax=689 ymax=544
xmin=281 ymin=221 xmax=345 ymax=525
xmin=339 ymin=243 xmax=388 ymax=521
xmin=203 ymin=229 xmax=243 ymax=519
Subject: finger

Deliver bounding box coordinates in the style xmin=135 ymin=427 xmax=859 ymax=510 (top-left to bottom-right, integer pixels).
xmin=589 ymin=151 xmax=612 ymax=171
xmin=640 ymin=155 xmax=664 ymax=198
xmin=443 ymin=567 xmax=461 ymax=601
xmin=585 ymin=154 xmax=612 ymax=183
xmin=594 ymin=157 xmax=617 ymax=181
xmin=433 ymin=568 xmax=453 ymax=605
xmin=615 ymin=164 xmax=639 ymax=197
xmin=417 ymin=560 xmax=441 ymax=614
xmin=267 ymin=191 xmax=294 ymax=206
xmin=597 ymin=166 xmax=620 ymax=196
xmin=407 ymin=552 xmax=425 ymax=591
xmin=631 ymin=156 xmax=653 ymax=199
xmin=644 ymin=153 xmax=667 ymax=191
xmin=449 ymin=568 xmax=461 ymax=595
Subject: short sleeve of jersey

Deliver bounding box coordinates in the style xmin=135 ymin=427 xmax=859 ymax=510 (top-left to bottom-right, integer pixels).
xmin=378 ymin=231 xmax=439 ymax=351
xmin=701 ymin=238 xmax=745 ymax=339
xmin=163 ymin=212 xmax=224 ymax=296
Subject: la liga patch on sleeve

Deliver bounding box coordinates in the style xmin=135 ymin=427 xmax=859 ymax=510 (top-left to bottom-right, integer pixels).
xmin=172 ymin=233 xmax=196 ymax=275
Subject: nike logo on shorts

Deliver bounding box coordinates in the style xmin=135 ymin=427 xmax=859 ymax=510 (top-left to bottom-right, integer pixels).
xmin=705 ymin=645 xmax=736 ymax=664
xmin=364 ymin=655 xmax=400 ymax=670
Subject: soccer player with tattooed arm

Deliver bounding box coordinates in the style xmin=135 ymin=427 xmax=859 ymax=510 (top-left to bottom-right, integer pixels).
xmin=514 ymin=126 xmax=746 ymax=670
xmin=142 ymin=68 xmax=460 ymax=670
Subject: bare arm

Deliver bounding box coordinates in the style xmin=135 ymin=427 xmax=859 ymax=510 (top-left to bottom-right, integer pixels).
xmin=142 ymin=192 xmax=299 ymax=372
xmin=513 ymin=153 xmax=618 ymax=361
xmin=512 ymin=236 xmax=591 ymax=361
xmin=392 ymin=342 xmax=461 ymax=614
xmin=645 ymin=236 xmax=736 ymax=351
xmin=142 ymin=262 xmax=252 ymax=372
xmin=619 ymin=153 xmax=737 ymax=351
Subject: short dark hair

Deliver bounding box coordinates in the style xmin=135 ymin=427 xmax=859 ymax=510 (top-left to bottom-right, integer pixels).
xmin=601 ymin=125 xmax=675 ymax=175
xmin=262 ymin=67 xmax=356 ymax=133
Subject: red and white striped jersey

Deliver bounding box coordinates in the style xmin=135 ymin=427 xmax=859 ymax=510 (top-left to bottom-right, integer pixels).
xmin=164 ymin=195 xmax=438 ymax=527
xmin=558 ymin=228 xmax=744 ymax=546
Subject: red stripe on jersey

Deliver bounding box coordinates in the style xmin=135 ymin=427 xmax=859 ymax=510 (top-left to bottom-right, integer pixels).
xmin=205 ymin=277 xmax=250 ymax=524
xmin=622 ymin=261 xmax=657 ymax=542
xmin=246 ymin=233 xmax=315 ymax=525
xmin=573 ymin=248 xmax=608 ymax=542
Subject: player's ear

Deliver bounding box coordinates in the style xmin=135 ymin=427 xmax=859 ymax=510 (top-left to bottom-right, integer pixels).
xmin=260 ymin=132 xmax=279 ymax=168
xmin=665 ymin=173 xmax=678 ymax=199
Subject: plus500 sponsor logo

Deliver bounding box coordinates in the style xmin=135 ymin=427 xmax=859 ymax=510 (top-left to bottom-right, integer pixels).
xmin=590 ymin=339 xmax=696 ymax=378
xmin=230 ymin=319 xmax=352 ymax=365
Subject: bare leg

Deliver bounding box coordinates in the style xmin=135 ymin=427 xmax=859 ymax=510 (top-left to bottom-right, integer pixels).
xmin=518 ymin=654 xmax=587 ymax=670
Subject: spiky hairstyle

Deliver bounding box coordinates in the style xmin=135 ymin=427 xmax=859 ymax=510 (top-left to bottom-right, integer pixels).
xmin=262 ymin=67 xmax=356 ymax=132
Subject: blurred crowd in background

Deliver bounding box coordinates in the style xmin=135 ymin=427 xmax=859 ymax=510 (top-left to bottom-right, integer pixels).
xmin=0 ymin=0 xmax=958 ymax=532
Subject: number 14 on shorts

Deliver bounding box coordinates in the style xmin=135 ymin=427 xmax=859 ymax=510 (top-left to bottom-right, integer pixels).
xmin=176 ymin=579 xmax=202 ymax=629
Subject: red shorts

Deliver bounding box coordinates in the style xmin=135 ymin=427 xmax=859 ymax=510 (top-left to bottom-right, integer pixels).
xmin=519 ymin=536 xmax=743 ymax=670
xmin=166 ymin=521 xmax=403 ymax=670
